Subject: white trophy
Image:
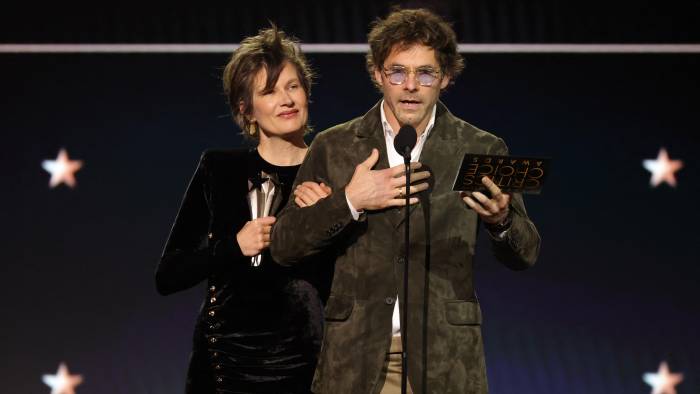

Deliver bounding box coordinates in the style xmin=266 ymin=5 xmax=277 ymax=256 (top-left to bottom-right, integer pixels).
xmin=246 ymin=171 xmax=276 ymax=267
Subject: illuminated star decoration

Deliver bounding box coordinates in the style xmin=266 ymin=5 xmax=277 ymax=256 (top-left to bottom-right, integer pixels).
xmin=42 ymin=148 xmax=84 ymax=188
xmin=42 ymin=362 xmax=84 ymax=394
xmin=643 ymin=148 xmax=683 ymax=188
xmin=643 ymin=361 xmax=683 ymax=394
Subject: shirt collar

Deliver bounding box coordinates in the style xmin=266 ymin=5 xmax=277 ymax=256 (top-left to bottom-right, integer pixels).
xmin=379 ymin=99 xmax=436 ymax=142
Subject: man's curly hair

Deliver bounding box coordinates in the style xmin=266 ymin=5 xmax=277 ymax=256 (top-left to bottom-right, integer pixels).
xmin=366 ymin=8 xmax=464 ymax=89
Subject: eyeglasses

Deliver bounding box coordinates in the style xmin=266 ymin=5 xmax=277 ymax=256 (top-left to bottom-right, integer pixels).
xmin=382 ymin=66 xmax=441 ymax=87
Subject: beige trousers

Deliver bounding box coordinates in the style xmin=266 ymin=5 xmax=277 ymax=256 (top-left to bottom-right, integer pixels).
xmin=378 ymin=336 xmax=414 ymax=394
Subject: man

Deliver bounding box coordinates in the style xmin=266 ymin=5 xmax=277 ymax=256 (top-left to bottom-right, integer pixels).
xmin=271 ymin=8 xmax=540 ymax=394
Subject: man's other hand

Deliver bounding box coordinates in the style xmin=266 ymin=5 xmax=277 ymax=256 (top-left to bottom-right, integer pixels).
xmin=462 ymin=176 xmax=511 ymax=224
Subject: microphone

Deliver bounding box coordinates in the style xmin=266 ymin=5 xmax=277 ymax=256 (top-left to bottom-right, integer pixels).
xmin=393 ymin=124 xmax=417 ymax=161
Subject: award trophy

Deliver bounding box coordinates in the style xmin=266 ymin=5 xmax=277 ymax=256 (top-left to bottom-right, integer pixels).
xmin=246 ymin=171 xmax=277 ymax=267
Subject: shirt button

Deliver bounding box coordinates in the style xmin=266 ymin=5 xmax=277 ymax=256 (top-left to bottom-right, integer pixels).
xmin=210 ymin=297 xmax=217 ymax=303
xmin=209 ymin=285 xmax=216 ymax=292
xmin=208 ymin=310 xmax=216 ymax=317
xmin=215 ymin=364 xmax=222 ymax=370
xmin=208 ymin=232 xmax=213 ymax=239
xmin=210 ymin=337 xmax=217 ymax=344
xmin=212 ymin=352 xmax=219 ymax=358
xmin=216 ymin=377 xmax=223 ymax=383
xmin=385 ymin=297 xmax=394 ymax=305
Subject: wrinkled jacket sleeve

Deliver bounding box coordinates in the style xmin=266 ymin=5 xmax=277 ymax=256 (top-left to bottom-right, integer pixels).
xmin=270 ymin=134 xmax=357 ymax=266
xmin=155 ymin=152 xmax=243 ymax=295
xmin=486 ymin=139 xmax=541 ymax=270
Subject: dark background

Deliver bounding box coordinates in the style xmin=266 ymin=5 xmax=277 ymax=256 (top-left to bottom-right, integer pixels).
xmin=2 ymin=2 xmax=698 ymax=393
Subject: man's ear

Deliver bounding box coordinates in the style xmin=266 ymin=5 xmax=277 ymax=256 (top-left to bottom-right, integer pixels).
xmin=373 ymin=68 xmax=383 ymax=86
xmin=440 ymin=74 xmax=451 ymax=90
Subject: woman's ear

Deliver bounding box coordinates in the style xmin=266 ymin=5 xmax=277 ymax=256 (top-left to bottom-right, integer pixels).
xmin=239 ymin=101 xmax=253 ymax=122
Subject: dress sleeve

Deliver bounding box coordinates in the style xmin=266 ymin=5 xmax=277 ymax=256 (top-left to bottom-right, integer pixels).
xmin=155 ymin=152 xmax=243 ymax=295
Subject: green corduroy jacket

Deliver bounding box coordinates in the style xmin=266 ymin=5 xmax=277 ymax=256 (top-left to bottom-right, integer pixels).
xmin=271 ymin=101 xmax=540 ymax=394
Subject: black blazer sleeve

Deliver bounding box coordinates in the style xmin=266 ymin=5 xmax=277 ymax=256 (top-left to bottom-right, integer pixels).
xmin=155 ymin=152 xmax=244 ymax=295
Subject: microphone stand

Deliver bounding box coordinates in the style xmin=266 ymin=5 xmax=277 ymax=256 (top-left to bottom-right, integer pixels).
xmin=394 ymin=124 xmax=416 ymax=394
xmin=401 ymin=147 xmax=410 ymax=394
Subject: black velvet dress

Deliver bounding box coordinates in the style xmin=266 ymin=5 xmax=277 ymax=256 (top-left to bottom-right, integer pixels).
xmin=156 ymin=148 xmax=327 ymax=394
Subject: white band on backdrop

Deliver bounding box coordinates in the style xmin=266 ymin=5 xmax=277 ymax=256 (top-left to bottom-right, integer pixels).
xmin=1 ymin=43 xmax=700 ymax=53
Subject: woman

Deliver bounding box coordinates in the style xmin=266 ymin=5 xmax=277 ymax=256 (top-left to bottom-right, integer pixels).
xmin=156 ymin=27 xmax=331 ymax=393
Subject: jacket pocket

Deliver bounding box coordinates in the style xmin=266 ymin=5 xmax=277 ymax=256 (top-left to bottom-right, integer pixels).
xmin=445 ymin=300 xmax=482 ymax=326
xmin=324 ymin=294 xmax=354 ymax=322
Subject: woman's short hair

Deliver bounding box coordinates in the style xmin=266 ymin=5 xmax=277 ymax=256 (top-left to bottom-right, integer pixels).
xmin=223 ymin=26 xmax=314 ymax=140
xmin=366 ymin=8 xmax=464 ymax=88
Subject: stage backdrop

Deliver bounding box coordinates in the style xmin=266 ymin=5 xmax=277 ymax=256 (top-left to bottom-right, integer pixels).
xmin=1 ymin=51 xmax=698 ymax=393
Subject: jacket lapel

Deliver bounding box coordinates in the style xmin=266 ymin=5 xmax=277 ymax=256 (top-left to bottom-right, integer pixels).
xmin=354 ymin=101 xmax=390 ymax=171
xmin=268 ymin=173 xmax=284 ymax=216
xmin=353 ymin=102 xmax=403 ymax=228
xmin=394 ymin=101 xmax=462 ymax=228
